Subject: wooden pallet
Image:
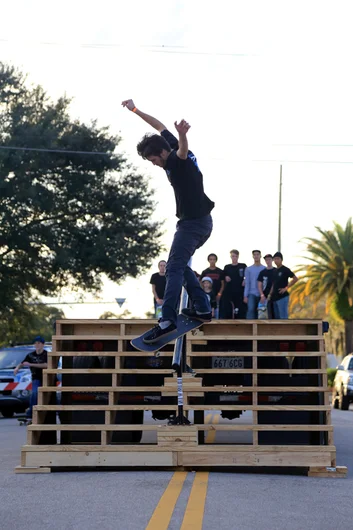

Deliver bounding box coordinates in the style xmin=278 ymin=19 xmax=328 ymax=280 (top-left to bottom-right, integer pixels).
xmin=16 ymin=319 xmax=347 ymax=478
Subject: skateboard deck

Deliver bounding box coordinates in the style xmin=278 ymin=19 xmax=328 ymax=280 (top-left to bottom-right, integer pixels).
xmin=131 ymin=314 xmax=203 ymax=354
xmin=17 ymin=416 xmax=32 ymax=426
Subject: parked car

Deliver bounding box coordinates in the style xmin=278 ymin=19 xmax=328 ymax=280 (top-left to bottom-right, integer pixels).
xmin=332 ymin=354 xmax=353 ymax=410
xmin=0 ymin=344 xmax=52 ymax=418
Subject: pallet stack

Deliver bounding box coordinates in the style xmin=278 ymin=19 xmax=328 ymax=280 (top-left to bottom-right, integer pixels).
xmin=16 ymin=319 xmax=347 ymax=477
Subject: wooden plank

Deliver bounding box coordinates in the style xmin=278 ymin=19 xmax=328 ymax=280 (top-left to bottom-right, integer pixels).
xmin=180 ymin=451 xmax=331 ymax=467
xmin=25 ymin=451 xmax=175 ymax=467
xmin=57 ymin=319 xmax=155 ymax=325
xmin=252 ymin=337 xmax=258 ymax=446
xmin=15 ymin=466 xmax=51 ymax=474
xmin=188 ymin=352 xmax=325 ymax=357
xmin=186 ymin=369 xmax=326 ymax=374
xmin=158 ymin=441 xmax=198 ymax=448
xmin=183 ymin=405 xmax=331 ymax=411
xmin=308 ymin=466 xmax=347 ymax=478
xmin=50 ymin=351 xmax=173 ymax=357
xmin=54 ymin=334 xmax=323 ymax=341
xmin=187 ymin=335 xmax=322 ymax=341
xmin=27 ymin=424 xmax=334 ymax=432
xmin=44 ymin=369 xmax=174 ymax=374
xmin=21 ymin=444 xmax=337 ymax=452
xmin=33 ymin=404 xmax=330 ymax=412
xmin=56 ymin=318 xmax=323 ymax=325
xmin=35 ymin=405 xmax=178 ymax=411
xmin=40 ymin=386 xmax=329 ymax=393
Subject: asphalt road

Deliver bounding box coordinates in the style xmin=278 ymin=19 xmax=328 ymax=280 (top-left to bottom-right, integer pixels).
xmin=0 ymin=408 xmax=352 ymax=530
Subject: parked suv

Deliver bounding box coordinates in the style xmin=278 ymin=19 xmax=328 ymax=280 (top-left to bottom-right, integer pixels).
xmin=332 ymin=354 xmax=353 ymax=410
xmin=0 ymin=344 xmax=52 ymax=418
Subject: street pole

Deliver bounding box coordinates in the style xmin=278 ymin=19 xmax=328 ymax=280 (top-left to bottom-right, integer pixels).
xmin=278 ymin=164 xmax=282 ymax=252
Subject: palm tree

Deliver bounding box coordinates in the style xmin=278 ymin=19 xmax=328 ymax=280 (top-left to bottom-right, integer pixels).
xmin=291 ymin=218 xmax=353 ymax=354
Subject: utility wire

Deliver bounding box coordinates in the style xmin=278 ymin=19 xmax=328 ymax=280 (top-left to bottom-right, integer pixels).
xmin=0 ymin=145 xmax=114 ymax=156
xmin=0 ymin=38 xmax=253 ymax=57
xmin=1 ymin=145 xmax=353 ymax=164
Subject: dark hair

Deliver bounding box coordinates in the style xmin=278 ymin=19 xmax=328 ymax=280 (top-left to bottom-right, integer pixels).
xmin=273 ymin=251 xmax=283 ymax=260
xmin=158 ymin=260 xmax=167 ymax=266
xmin=137 ymin=134 xmax=171 ymax=159
xmin=230 ymin=249 xmax=239 ymax=255
xmin=208 ymin=253 xmax=218 ymax=261
xmin=33 ymin=335 xmax=45 ymax=344
xmin=264 ymin=254 xmax=273 ymax=259
xmin=252 ymin=250 xmax=261 ymax=254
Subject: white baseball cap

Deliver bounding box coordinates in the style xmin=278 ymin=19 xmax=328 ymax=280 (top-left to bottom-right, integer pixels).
xmin=201 ymin=276 xmax=213 ymax=284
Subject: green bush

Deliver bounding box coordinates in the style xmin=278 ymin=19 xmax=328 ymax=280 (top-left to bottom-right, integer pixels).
xmin=327 ymin=368 xmax=337 ymax=388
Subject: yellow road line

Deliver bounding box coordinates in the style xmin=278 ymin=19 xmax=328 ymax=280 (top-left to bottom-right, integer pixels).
xmin=145 ymin=413 xmax=217 ymax=529
xmin=180 ymin=414 xmax=219 ymax=529
xmin=145 ymin=471 xmax=188 ymax=530
xmin=180 ymin=472 xmax=210 ymax=530
xmin=204 ymin=412 xmax=212 ymax=425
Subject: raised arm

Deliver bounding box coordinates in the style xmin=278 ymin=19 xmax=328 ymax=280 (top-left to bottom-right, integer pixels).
xmin=174 ymin=120 xmax=190 ymax=160
xmin=122 ymin=99 xmax=167 ymax=132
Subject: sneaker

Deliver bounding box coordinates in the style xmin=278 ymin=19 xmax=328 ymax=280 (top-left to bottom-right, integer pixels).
xmin=143 ymin=322 xmax=177 ymax=344
xmin=181 ymin=308 xmax=212 ymax=322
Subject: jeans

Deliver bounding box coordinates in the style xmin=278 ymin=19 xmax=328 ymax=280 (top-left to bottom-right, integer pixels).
xmin=163 ymin=215 xmax=213 ymax=325
xmin=26 ymin=379 xmax=41 ymax=418
xmin=246 ymin=294 xmax=260 ymax=319
xmin=273 ymin=297 xmax=289 ymax=319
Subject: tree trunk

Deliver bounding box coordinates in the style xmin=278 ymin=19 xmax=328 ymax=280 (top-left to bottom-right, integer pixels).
xmin=344 ymin=320 xmax=353 ymax=354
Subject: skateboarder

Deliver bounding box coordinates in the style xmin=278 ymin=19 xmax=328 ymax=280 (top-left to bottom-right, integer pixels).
xmin=122 ymin=99 xmax=214 ymax=343
xmin=13 ymin=336 xmax=48 ymax=419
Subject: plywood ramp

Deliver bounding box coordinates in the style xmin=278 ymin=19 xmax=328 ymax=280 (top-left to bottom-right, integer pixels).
xmin=16 ymin=319 xmax=347 ymax=478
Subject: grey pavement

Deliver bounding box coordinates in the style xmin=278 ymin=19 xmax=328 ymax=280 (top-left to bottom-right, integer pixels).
xmin=0 ymin=408 xmax=352 ymax=530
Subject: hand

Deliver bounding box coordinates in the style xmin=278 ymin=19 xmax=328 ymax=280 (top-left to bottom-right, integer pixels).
xmin=22 ymin=362 xmax=31 ymax=367
xmin=13 ymin=367 xmax=19 ymax=375
xmin=156 ymin=299 xmax=163 ymax=306
xmin=174 ymin=119 xmax=190 ymax=135
xmin=121 ymin=99 xmax=136 ymax=111
xmin=225 ymin=276 xmax=231 ymax=283
xmin=216 ymin=293 xmax=222 ymax=302
xmin=260 ymin=294 xmax=266 ymax=301
xmin=278 ymin=287 xmax=288 ymax=295
xmin=243 ymin=297 xmax=248 ymax=304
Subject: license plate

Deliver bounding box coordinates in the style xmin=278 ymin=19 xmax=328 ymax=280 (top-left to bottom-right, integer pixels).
xmin=212 ymin=356 xmax=244 ymax=369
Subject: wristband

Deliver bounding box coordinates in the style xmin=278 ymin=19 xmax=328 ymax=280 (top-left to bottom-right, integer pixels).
xmin=132 ymin=107 xmax=137 ymax=113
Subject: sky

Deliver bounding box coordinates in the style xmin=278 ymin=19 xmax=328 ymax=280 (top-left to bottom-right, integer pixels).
xmin=1 ymin=0 xmax=353 ymax=319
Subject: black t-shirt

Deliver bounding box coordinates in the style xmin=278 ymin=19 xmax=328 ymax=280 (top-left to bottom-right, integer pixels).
xmin=271 ymin=266 xmax=294 ymax=301
xmin=22 ymin=350 xmax=48 ymax=382
xmin=161 ymin=130 xmax=214 ymax=220
xmin=223 ymin=263 xmax=247 ymax=297
xmin=257 ymin=268 xmax=275 ymax=297
xmin=204 ymin=290 xmax=218 ymax=309
xmin=150 ymin=272 xmax=166 ymax=300
xmin=201 ymin=267 xmax=224 ymax=296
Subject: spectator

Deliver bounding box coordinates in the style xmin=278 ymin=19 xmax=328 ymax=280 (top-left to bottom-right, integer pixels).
xmin=244 ymin=250 xmax=266 ymax=319
xmin=201 ymin=276 xmax=218 ymax=317
xmin=13 ymin=336 xmax=48 ymax=419
xmin=257 ymin=254 xmax=275 ymax=318
xmin=220 ymin=250 xmax=247 ymax=319
xmin=150 ymin=260 xmax=167 ymax=318
xmin=268 ymin=252 xmax=298 ymax=319
xmin=201 ymin=253 xmax=225 ymax=303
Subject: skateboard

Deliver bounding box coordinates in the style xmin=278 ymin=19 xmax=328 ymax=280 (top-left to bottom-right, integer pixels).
xmin=131 ymin=313 xmax=203 ymax=354
xmin=17 ymin=416 xmax=32 ymax=426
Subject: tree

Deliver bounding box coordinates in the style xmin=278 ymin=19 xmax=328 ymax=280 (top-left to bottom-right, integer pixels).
xmin=289 ymin=294 xmax=345 ymax=359
xmin=0 ymin=63 xmax=164 ymax=316
xmin=0 ymin=302 xmax=65 ymax=346
xmin=292 ymin=219 xmax=353 ymax=354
